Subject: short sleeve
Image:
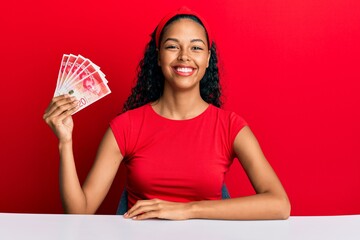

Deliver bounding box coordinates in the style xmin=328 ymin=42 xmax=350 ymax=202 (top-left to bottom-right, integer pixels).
xmin=109 ymin=112 xmax=131 ymax=157
xmin=229 ymin=112 xmax=248 ymax=156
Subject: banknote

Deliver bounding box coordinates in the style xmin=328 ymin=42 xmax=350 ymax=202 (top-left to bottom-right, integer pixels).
xmin=59 ymin=54 xmax=77 ymax=91
xmin=54 ymin=54 xmax=69 ymax=95
xmin=54 ymin=54 xmax=111 ymax=114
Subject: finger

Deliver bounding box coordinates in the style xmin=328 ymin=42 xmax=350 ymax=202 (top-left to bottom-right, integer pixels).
xmin=44 ymin=101 xmax=78 ymax=128
xmin=44 ymin=94 xmax=71 ymax=113
xmin=127 ymin=203 xmax=161 ymax=219
xmin=56 ymin=102 xmax=80 ymax=121
xmin=44 ymin=94 xmax=75 ymax=115
xmin=52 ymin=94 xmax=72 ymax=103
xmin=50 ymin=95 xmax=77 ymax=115
xmin=133 ymin=210 xmax=161 ymax=220
xmin=44 ymin=105 xmax=79 ymax=143
xmin=126 ymin=199 xmax=159 ymax=218
xmin=125 ymin=200 xmax=151 ymax=217
xmin=44 ymin=97 xmax=78 ymax=121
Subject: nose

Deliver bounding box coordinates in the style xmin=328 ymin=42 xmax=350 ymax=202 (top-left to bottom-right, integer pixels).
xmin=177 ymin=49 xmax=191 ymax=62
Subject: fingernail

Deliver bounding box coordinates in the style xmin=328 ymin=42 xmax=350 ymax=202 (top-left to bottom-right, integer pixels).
xmin=124 ymin=212 xmax=128 ymax=217
xmin=132 ymin=216 xmax=137 ymax=220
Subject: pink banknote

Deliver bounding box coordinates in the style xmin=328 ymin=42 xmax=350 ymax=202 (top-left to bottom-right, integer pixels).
xmin=54 ymin=54 xmax=111 ymax=114
xmin=54 ymin=54 xmax=69 ymax=95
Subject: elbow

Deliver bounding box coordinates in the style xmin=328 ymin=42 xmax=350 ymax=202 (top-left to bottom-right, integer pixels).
xmin=63 ymin=206 xmax=94 ymax=215
xmin=64 ymin=209 xmax=93 ymax=215
xmin=63 ymin=207 xmax=84 ymax=214
xmin=275 ymin=196 xmax=291 ymax=220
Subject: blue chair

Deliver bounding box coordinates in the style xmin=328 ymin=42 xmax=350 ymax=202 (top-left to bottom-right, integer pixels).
xmin=116 ymin=184 xmax=231 ymax=215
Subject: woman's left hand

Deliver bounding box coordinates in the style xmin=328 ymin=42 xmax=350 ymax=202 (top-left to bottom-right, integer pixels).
xmin=124 ymin=199 xmax=193 ymax=220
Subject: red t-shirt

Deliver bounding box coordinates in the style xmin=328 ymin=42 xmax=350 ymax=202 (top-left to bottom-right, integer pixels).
xmin=110 ymin=104 xmax=247 ymax=208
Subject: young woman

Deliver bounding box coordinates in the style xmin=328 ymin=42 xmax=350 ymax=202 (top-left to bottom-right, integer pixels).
xmin=43 ymin=7 xmax=290 ymax=220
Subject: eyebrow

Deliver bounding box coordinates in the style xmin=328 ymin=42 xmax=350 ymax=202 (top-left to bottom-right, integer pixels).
xmin=164 ymin=38 xmax=206 ymax=45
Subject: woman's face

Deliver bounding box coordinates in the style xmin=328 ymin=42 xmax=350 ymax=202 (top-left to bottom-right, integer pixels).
xmin=158 ymin=18 xmax=211 ymax=91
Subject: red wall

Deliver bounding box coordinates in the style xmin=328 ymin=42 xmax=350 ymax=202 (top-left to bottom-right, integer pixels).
xmin=1 ymin=0 xmax=359 ymax=216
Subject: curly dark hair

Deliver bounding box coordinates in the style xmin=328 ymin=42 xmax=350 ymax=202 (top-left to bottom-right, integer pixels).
xmin=123 ymin=15 xmax=222 ymax=112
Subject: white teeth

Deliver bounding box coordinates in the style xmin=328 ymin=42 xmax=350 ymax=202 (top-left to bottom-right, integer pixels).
xmin=176 ymin=67 xmax=193 ymax=73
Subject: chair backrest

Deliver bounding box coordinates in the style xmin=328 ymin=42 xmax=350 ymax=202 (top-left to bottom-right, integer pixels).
xmin=116 ymin=184 xmax=231 ymax=215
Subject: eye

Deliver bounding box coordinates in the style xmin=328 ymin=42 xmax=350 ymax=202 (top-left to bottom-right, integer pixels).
xmin=192 ymin=46 xmax=204 ymax=51
xmin=165 ymin=45 xmax=178 ymax=50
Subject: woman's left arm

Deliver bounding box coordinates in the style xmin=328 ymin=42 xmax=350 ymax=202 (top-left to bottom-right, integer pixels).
xmin=125 ymin=126 xmax=291 ymax=220
xmin=188 ymin=126 xmax=291 ymax=220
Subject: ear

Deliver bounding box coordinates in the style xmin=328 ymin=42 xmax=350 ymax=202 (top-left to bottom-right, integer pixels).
xmin=206 ymin=49 xmax=211 ymax=68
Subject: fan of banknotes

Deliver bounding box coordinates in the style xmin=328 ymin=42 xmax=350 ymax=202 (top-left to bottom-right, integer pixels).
xmin=54 ymin=54 xmax=111 ymax=114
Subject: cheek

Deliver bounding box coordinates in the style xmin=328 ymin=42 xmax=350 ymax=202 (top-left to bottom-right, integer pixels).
xmin=159 ymin=53 xmax=171 ymax=66
xmin=197 ymin=56 xmax=210 ymax=69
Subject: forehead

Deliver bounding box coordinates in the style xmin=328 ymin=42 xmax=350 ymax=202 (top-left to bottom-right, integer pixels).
xmin=161 ymin=18 xmax=207 ymax=42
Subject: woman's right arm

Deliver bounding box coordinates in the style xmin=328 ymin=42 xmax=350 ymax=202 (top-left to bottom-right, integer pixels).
xmin=43 ymin=95 xmax=123 ymax=214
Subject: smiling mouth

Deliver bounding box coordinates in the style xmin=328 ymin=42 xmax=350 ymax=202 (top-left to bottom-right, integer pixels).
xmin=173 ymin=66 xmax=195 ymax=76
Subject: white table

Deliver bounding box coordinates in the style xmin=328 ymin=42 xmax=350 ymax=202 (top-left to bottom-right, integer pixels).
xmin=0 ymin=213 xmax=359 ymax=240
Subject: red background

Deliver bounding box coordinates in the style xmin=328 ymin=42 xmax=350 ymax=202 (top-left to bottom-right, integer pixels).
xmin=1 ymin=0 xmax=359 ymax=216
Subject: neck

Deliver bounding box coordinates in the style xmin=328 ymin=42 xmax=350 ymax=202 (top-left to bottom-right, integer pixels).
xmin=152 ymin=86 xmax=209 ymax=120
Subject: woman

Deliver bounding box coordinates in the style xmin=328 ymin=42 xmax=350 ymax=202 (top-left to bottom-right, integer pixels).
xmin=43 ymin=7 xmax=290 ymax=220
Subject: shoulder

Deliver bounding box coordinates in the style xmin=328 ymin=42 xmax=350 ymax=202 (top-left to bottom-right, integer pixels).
xmin=110 ymin=104 xmax=149 ymax=126
xmin=109 ymin=105 xmax=151 ymax=136
xmin=109 ymin=104 xmax=150 ymax=156
xmin=210 ymin=105 xmax=248 ymax=127
xmin=209 ymin=105 xmax=248 ymax=147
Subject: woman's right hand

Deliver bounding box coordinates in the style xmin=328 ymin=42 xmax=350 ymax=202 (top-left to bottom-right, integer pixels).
xmin=43 ymin=94 xmax=79 ymax=143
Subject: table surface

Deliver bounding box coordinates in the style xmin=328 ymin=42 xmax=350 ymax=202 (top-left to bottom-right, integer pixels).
xmin=1 ymin=213 xmax=359 ymax=240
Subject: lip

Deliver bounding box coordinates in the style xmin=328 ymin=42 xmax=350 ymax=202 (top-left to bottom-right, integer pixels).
xmin=172 ymin=65 xmax=196 ymax=77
